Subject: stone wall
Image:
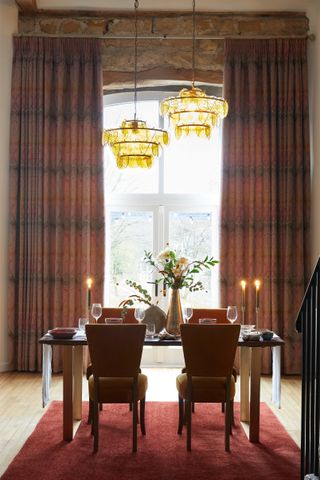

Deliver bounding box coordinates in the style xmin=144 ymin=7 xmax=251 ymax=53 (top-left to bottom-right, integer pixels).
xmin=19 ymin=11 xmax=309 ymax=86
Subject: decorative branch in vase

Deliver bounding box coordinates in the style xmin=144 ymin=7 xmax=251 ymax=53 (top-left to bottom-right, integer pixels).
xmin=119 ymin=280 xmax=166 ymax=333
xmin=144 ymin=248 xmax=218 ymax=337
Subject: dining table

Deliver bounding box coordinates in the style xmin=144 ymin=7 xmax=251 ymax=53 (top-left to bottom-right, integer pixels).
xmin=39 ymin=332 xmax=284 ymax=444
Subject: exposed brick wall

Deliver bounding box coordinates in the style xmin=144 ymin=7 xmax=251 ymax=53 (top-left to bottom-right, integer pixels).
xmin=18 ymin=11 xmax=309 ymax=86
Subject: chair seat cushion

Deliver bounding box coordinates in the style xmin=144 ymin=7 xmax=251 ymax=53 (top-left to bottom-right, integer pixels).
xmin=88 ymin=373 xmax=148 ymax=403
xmin=176 ymin=373 xmax=235 ymax=403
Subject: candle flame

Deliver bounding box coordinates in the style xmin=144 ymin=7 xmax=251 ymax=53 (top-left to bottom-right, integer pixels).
xmin=254 ymin=279 xmax=261 ymax=290
xmin=86 ymin=277 xmax=93 ymax=289
xmin=240 ymin=280 xmax=246 ymax=289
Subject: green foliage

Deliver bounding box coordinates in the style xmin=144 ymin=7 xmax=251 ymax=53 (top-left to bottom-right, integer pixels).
xmin=118 ymin=280 xmax=153 ymax=317
xmin=143 ymin=248 xmax=218 ymax=291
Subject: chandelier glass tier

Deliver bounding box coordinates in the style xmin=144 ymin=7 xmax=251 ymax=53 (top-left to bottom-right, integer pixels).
xmin=103 ymin=0 xmax=169 ymax=169
xmin=160 ymin=0 xmax=228 ymax=139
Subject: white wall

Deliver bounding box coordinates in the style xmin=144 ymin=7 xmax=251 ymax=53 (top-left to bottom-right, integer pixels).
xmin=307 ymin=0 xmax=320 ymax=268
xmin=0 ymin=0 xmax=17 ymax=371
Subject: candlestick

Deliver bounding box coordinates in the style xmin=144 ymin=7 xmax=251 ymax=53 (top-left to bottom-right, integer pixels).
xmin=86 ymin=277 xmax=92 ymax=311
xmin=254 ymin=279 xmax=261 ymax=329
xmin=240 ymin=279 xmax=246 ymax=323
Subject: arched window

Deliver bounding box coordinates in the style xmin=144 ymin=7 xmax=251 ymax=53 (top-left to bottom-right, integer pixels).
xmin=103 ymin=87 xmax=223 ymax=310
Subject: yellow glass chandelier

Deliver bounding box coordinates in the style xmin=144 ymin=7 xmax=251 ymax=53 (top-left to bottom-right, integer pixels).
xmin=102 ymin=120 xmax=169 ymax=169
xmin=160 ymin=0 xmax=228 ymax=139
xmin=102 ymin=0 xmax=169 ymax=169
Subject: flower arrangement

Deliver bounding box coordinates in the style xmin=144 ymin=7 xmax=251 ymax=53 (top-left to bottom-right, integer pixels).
xmin=144 ymin=247 xmax=218 ymax=291
xmin=119 ymin=247 xmax=218 ymax=311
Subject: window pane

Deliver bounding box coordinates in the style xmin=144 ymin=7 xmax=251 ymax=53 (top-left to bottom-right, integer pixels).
xmin=168 ymin=210 xmax=219 ymax=307
xmin=164 ymin=122 xmax=222 ymax=197
xmin=106 ymin=210 xmax=153 ymax=306
xmin=104 ymin=100 xmax=160 ymax=194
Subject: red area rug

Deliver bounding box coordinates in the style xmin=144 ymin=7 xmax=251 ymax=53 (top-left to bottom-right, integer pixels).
xmin=1 ymin=402 xmax=299 ymax=480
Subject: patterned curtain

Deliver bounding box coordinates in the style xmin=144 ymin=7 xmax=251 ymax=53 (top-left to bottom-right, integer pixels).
xmin=8 ymin=37 xmax=104 ymax=372
xmin=220 ymin=39 xmax=310 ymax=374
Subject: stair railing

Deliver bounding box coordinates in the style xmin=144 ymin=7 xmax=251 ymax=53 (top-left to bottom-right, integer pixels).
xmin=296 ymin=257 xmax=320 ymax=479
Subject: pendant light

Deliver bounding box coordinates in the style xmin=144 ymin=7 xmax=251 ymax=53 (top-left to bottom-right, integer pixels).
xmin=160 ymin=0 xmax=228 ymax=139
xmin=103 ymin=0 xmax=169 ymax=169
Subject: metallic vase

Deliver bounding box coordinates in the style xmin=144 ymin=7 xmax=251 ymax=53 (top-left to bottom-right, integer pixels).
xmin=166 ymin=288 xmax=184 ymax=337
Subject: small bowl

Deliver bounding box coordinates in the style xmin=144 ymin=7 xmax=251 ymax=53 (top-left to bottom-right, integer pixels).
xmin=199 ymin=318 xmax=217 ymax=325
xmin=242 ymin=332 xmax=261 ymax=341
xmin=48 ymin=327 xmax=77 ymax=339
xmin=261 ymin=330 xmax=274 ymax=341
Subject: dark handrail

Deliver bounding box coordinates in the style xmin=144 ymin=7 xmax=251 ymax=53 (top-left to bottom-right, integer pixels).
xmin=296 ymin=256 xmax=320 ymax=332
xmin=296 ymin=256 xmax=320 ymax=479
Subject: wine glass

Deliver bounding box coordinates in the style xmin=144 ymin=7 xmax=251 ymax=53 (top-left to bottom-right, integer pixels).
xmin=91 ymin=303 xmax=102 ymax=323
xmin=227 ymin=306 xmax=238 ymax=324
xmin=183 ymin=305 xmax=193 ymax=323
xmin=134 ymin=306 xmax=145 ymax=323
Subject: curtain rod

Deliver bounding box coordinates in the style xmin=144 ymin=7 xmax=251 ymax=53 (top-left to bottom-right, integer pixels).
xmin=15 ymin=33 xmax=315 ymax=41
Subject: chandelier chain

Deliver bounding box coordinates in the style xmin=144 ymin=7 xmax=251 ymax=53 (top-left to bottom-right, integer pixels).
xmin=192 ymin=0 xmax=196 ymax=87
xmin=134 ymin=0 xmax=139 ymax=120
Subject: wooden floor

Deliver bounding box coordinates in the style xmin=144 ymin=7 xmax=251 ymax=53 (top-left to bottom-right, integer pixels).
xmin=0 ymin=370 xmax=301 ymax=476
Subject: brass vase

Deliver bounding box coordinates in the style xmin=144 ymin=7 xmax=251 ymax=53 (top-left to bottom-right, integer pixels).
xmin=166 ymin=288 xmax=184 ymax=337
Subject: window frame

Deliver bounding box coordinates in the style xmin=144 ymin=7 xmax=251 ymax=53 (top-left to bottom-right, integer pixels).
xmin=103 ymin=89 xmax=222 ymax=307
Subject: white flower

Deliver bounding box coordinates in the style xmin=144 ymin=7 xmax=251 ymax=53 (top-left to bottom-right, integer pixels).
xmin=158 ymin=248 xmax=174 ymax=262
xmin=172 ymin=257 xmax=189 ymax=277
xmin=176 ymin=256 xmax=189 ymax=267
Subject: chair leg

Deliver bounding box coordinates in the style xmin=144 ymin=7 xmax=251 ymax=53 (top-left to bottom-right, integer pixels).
xmin=186 ymin=399 xmax=192 ymax=451
xmin=140 ymin=398 xmax=146 ymax=435
xmin=132 ymin=400 xmax=138 ymax=453
xmin=192 ymin=402 xmax=195 ymax=413
xmin=93 ymin=400 xmax=99 ymax=453
xmin=178 ymin=395 xmax=184 ymax=434
xmin=225 ymin=399 xmax=231 ymax=451
xmin=221 ymin=402 xmax=225 ymax=413
xmin=183 ymin=400 xmax=188 ymax=425
xmin=129 ymin=402 xmax=133 ymax=411
xmin=99 ymin=403 xmax=103 ymax=411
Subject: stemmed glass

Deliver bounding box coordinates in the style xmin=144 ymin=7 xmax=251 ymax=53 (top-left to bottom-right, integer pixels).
xmin=183 ymin=305 xmax=193 ymax=323
xmin=134 ymin=306 xmax=145 ymax=323
xmin=227 ymin=306 xmax=238 ymax=324
xmin=91 ymin=303 xmax=102 ymax=323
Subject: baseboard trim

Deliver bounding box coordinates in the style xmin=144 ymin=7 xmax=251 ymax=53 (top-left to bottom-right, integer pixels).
xmin=0 ymin=362 xmax=12 ymax=372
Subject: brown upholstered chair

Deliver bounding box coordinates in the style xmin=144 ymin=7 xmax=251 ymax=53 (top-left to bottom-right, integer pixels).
xmin=101 ymin=306 xmax=166 ymax=333
xmin=101 ymin=307 xmax=136 ymax=323
xmin=189 ymin=308 xmax=228 ymax=324
xmin=86 ymin=307 xmax=137 ymax=410
xmin=177 ymin=323 xmax=240 ymax=451
xmin=86 ymin=323 xmax=148 ymax=453
xmin=182 ymin=308 xmax=237 ymax=416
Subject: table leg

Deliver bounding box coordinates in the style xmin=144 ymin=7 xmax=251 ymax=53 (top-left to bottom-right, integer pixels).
xmin=249 ymin=347 xmax=262 ymax=442
xmin=73 ymin=346 xmax=83 ymax=421
xmin=63 ymin=345 xmax=74 ymax=441
xmin=240 ymin=347 xmax=250 ymax=422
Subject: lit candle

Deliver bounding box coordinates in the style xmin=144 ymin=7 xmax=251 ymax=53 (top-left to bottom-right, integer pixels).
xmin=86 ymin=277 xmax=92 ymax=309
xmin=240 ymin=280 xmax=246 ymax=309
xmin=254 ymin=279 xmax=261 ymax=310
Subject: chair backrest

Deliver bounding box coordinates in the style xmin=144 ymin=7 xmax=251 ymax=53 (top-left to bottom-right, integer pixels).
xmin=86 ymin=324 xmax=146 ymax=377
xmin=100 ymin=307 xmax=136 ymax=323
xmin=189 ymin=308 xmax=228 ymax=324
xmin=180 ymin=324 xmax=240 ymax=377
